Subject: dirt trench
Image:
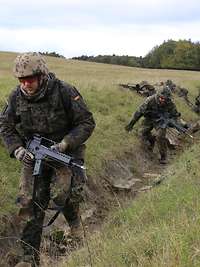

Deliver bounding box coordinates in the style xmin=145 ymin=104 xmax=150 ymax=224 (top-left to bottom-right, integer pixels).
xmin=0 ymin=140 xmax=185 ymax=267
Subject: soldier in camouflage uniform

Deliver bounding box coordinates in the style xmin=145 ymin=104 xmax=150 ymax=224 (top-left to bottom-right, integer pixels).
xmin=137 ymin=81 xmax=156 ymax=97
xmin=125 ymin=86 xmax=180 ymax=164
xmin=165 ymin=79 xmax=176 ymax=92
xmin=0 ymin=52 xmax=95 ymax=267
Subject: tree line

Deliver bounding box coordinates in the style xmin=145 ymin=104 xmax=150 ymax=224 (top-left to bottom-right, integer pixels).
xmin=40 ymin=51 xmax=65 ymax=59
xmin=71 ymin=39 xmax=200 ymax=70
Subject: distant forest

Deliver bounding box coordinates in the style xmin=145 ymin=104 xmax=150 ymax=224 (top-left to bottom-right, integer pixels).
xmin=40 ymin=51 xmax=65 ymax=58
xmin=71 ymin=40 xmax=200 ymax=71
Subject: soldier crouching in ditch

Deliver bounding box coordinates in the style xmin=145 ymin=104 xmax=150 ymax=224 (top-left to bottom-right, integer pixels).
xmin=0 ymin=52 xmax=95 ymax=267
xmin=125 ymin=86 xmax=181 ymax=164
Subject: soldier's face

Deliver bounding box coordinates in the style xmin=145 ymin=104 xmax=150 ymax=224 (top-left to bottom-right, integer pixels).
xmin=19 ymin=75 xmax=40 ymax=95
xmin=158 ymin=96 xmax=166 ymax=105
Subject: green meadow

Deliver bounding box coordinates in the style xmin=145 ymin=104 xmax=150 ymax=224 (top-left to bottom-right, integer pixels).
xmin=0 ymin=52 xmax=200 ymax=266
xmin=65 ymin=144 xmax=200 ymax=267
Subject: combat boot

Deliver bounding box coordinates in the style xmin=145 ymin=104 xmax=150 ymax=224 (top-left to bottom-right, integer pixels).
xmin=15 ymin=262 xmax=32 ymax=267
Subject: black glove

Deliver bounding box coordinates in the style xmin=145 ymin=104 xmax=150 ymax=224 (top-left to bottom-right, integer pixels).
xmin=125 ymin=122 xmax=134 ymax=132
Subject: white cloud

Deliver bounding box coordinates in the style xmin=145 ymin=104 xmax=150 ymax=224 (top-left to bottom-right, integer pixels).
xmin=0 ymin=20 xmax=199 ymax=58
xmin=0 ymin=0 xmax=200 ymax=57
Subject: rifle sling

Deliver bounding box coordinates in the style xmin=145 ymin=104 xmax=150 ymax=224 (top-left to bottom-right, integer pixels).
xmin=32 ymin=174 xmax=39 ymax=225
xmin=43 ymin=209 xmax=62 ymax=228
xmin=32 ymin=174 xmax=62 ymax=228
xmin=32 ymin=173 xmax=70 ymax=228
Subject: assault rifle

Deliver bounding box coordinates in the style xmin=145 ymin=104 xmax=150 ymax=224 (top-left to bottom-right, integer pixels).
xmin=26 ymin=135 xmax=86 ymax=176
xmin=118 ymin=83 xmax=138 ymax=91
xmin=155 ymin=114 xmax=193 ymax=139
xmin=26 ymin=135 xmax=86 ymax=227
xmin=119 ymin=83 xmax=156 ymax=97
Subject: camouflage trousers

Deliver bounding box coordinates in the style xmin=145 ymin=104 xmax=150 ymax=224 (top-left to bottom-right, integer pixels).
xmin=140 ymin=119 xmax=167 ymax=158
xmin=17 ymin=161 xmax=86 ymax=266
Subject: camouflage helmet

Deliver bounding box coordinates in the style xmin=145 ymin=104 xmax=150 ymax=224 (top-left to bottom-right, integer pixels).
xmin=165 ymin=79 xmax=173 ymax=86
xmin=158 ymin=86 xmax=172 ymax=99
xmin=13 ymin=52 xmax=49 ymax=78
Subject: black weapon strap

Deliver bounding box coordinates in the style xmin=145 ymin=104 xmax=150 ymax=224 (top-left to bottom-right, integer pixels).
xmin=44 ymin=176 xmax=73 ymax=227
xmin=43 ymin=207 xmax=63 ymax=228
xmin=32 ymin=174 xmax=65 ymax=228
xmin=32 ymin=174 xmax=40 ymax=224
xmin=31 ymin=148 xmax=79 ymax=228
xmin=32 ymin=173 xmax=72 ymax=228
xmin=42 ymin=167 xmax=75 ymax=227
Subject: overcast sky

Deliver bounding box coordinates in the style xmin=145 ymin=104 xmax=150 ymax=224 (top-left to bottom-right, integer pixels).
xmin=0 ymin=0 xmax=200 ymax=58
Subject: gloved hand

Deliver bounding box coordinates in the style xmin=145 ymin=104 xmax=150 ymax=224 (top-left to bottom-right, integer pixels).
xmin=14 ymin=146 xmax=34 ymax=167
xmin=125 ymin=123 xmax=133 ymax=132
xmin=125 ymin=119 xmax=136 ymax=132
xmin=14 ymin=146 xmax=26 ymax=161
xmin=51 ymin=139 xmax=70 ymax=153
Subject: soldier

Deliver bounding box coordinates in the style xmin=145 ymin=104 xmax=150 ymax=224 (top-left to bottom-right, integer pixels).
xmin=176 ymin=86 xmax=188 ymax=98
xmin=137 ymin=81 xmax=156 ymax=97
xmin=125 ymin=86 xmax=180 ymax=164
xmin=0 ymin=52 xmax=95 ymax=267
xmin=165 ymin=79 xmax=176 ymax=92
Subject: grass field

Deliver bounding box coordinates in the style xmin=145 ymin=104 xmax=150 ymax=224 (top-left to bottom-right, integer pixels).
xmin=65 ymin=142 xmax=200 ymax=267
xmin=0 ymin=52 xmax=200 ymax=266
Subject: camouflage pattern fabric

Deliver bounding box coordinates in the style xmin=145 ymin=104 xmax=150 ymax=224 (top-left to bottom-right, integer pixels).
xmin=157 ymin=86 xmax=172 ymax=99
xmin=156 ymin=128 xmax=167 ymax=157
xmin=195 ymin=95 xmax=200 ymax=106
xmin=128 ymin=93 xmax=179 ymax=124
xmin=13 ymin=52 xmax=49 ymax=78
xmin=18 ymin=164 xmax=74 ymax=213
xmin=16 ymin=165 xmax=51 ymax=266
xmin=176 ymin=87 xmax=188 ymax=98
xmin=140 ymin=119 xmax=167 ymax=157
xmin=138 ymin=81 xmax=156 ymax=97
xmin=139 ymin=80 xmax=149 ymax=88
xmin=18 ymin=163 xmax=84 ymax=217
xmin=18 ymin=164 xmax=83 ymax=266
xmin=127 ymin=93 xmax=179 ymax=158
xmin=165 ymin=79 xmax=176 ymax=91
xmin=0 ymin=76 xmax=95 ymax=156
xmin=194 ymin=94 xmax=200 ymax=113
xmin=0 ymin=74 xmax=95 ymax=266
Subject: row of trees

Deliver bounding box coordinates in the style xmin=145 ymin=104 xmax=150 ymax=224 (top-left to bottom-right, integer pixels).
xmin=40 ymin=51 xmax=65 ymax=58
xmin=72 ymin=54 xmax=142 ymax=67
xmin=72 ymin=40 xmax=200 ymax=70
xmin=143 ymin=40 xmax=200 ymax=70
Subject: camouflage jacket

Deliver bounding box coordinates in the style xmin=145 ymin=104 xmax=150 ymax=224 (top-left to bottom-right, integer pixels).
xmin=129 ymin=93 xmax=180 ymax=126
xmin=195 ymin=95 xmax=200 ymax=106
xmin=0 ymin=76 xmax=95 ymax=158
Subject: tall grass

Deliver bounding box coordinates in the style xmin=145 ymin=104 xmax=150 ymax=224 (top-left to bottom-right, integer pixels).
xmin=0 ymin=52 xmax=199 ymax=212
xmin=63 ymin=143 xmax=200 ymax=267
